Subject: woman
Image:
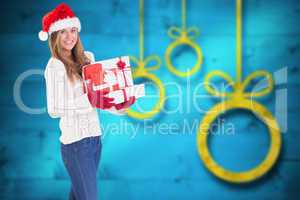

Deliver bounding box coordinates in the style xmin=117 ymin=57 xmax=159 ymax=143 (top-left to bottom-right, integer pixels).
xmin=41 ymin=3 xmax=135 ymax=200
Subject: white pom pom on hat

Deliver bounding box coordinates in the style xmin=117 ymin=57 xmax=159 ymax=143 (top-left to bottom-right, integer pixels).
xmin=38 ymin=31 xmax=48 ymax=41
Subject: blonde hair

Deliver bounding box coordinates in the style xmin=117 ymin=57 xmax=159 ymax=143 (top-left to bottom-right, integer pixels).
xmin=48 ymin=31 xmax=91 ymax=83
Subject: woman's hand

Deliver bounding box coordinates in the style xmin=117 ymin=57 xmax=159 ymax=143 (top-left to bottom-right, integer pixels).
xmin=114 ymin=96 xmax=136 ymax=110
xmin=85 ymin=80 xmax=115 ymax=109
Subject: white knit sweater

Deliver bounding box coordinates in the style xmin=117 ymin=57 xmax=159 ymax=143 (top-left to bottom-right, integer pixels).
xmin=44 ymin=51 xmax=125 ymax=144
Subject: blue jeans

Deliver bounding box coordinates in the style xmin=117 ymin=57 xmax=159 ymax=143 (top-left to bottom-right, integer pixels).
xmin=61 ymin=136 xmax=102 ymax=200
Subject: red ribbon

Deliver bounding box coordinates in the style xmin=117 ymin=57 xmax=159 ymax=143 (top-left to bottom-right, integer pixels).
xmin=117 ymin=58 xmax=129 ymax=88
xmin=110 ymin=58 xmax=129 ymax=91
xmin=117 ymin=58 xmax=126 ymax=69
xmin=121 ymin=88 xmax=127 ymax=102
xmin=117 ymin=58 xmax=129 ymax=102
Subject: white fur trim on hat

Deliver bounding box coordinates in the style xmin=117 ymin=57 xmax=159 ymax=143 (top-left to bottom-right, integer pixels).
xmin=48 ymin=17 xmax=81 ymax=35
xmin=38 ymin=31 xmax=48 ymax=41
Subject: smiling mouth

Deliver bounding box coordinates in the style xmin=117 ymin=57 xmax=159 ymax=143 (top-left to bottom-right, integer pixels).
xmin=64 ymin=41 xmax=74 ymax=45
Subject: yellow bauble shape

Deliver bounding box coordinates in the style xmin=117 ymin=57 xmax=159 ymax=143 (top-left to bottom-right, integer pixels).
xmin=126 ymin=72 xmax=165 ymax=119
xmin=165 ymin=36 xmax=203 ymax=77
xmin=197 ymin=98 xmax=281 ymax=183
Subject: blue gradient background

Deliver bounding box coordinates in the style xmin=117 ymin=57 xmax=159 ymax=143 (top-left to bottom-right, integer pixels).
xmin=0 ymin=0 xmax=299 ymax=199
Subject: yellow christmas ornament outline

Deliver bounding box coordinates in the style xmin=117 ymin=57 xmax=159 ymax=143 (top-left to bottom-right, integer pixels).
xmin=197 ymin=0 xmax=281 ymax=183
xmin=165 ymin=0 xmax=203 ymax=77
xmin=127 ymin=0 xmax=166 ymax=119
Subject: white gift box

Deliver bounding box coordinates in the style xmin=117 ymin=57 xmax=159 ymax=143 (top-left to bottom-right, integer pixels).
xmin=82 ymin=56 xmax=145 ymax=104
xmin=107 ymin=84 xmax=145 ymax=104
xmin=91 ymin=56 xmax=134 ymax=91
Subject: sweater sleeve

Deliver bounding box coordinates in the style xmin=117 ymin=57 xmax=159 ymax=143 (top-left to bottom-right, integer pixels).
xmin=44 ymin=58 xmax=94 ymax=118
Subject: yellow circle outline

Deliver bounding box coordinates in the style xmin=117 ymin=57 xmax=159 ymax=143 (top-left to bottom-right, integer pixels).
xmin=197 ymin=98 xmax=281 ymax=183
xmin=126 ymin=72 xmax=165 ymax=119
xmin=165 ymin=36 xmax=203 ymax=77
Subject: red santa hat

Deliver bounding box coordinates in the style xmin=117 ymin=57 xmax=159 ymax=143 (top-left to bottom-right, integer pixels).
xmin=38 ymin=3 xmax=81 ymax=41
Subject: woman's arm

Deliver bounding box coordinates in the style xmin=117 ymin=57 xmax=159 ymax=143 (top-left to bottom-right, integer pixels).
xmin=44 ymin=59 xmax=94 ymax=118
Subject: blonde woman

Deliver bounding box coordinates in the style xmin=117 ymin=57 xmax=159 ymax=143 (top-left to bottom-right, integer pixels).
xmin=40 ymin=3 xmax=135 ymax=200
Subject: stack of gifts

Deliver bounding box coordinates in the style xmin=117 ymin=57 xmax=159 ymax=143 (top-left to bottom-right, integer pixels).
xmin=82 ymin=56 xmax=145 ymax=108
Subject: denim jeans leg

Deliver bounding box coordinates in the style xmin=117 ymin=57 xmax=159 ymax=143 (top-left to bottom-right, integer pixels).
xmin=68 ymin=186 xmax=76 ymax=200
xmin=61 ymin=137 xmax=100 ymax=200
xmin=95 ymin=136 xmax=102 ymax=171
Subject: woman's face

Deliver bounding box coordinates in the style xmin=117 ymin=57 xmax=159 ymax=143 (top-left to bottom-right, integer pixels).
xmin=58 ymin=27 xmax=78 ymax=51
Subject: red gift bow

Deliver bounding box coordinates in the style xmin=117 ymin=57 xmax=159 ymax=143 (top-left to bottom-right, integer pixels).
xmin=105 ymin=58 xmax=130 ymax=91
xmin=117 ymin=58 xmax=126 ymax=69
xmin=115 ymin=57 xmax=129 ymax=88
